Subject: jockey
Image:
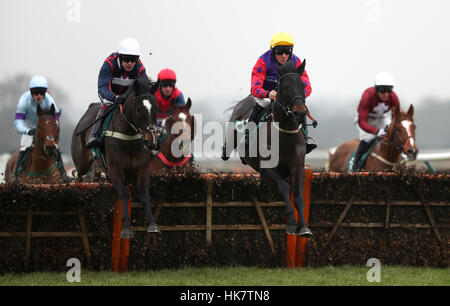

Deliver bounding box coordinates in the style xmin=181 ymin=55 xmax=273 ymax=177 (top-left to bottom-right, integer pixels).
xmin=86 ymin=37 xmax=151 ymax=149
xmin=14 ymin=75 xmax=68 ymax=181
xmin=247 ymin=32 xmax=315 ymax=153
xmin=350 ymin=72 xmax=400 ymax=172
xmin=152 ymin=68 xmax=186 ymax=127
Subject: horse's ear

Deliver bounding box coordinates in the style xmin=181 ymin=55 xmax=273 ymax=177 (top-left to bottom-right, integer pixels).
xmin=407 ymin=104 xmax=414 ymax=117
xmin=186 ymin=98 xmax=192 ymax=111
xmin=50 ymin=104 xmax=56 ymax=116
xmin=190 ymin=115 xmax=195 ymax=140
xmin=37 ymin=104 xmax=42 ymax=116
xmin=297 ymin=59 xmax=306 ymax=76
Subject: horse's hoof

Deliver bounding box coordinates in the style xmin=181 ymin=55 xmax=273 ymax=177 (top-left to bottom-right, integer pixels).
xmin=297 ymin=227 xmax=313 ymax=238
xmin=286 ymin=225 xmax=297 ymax=235
xmin=147 ymin=223 xmax=161 ymax=233
xmin=120 ymin=228 xmax=134 ymax=239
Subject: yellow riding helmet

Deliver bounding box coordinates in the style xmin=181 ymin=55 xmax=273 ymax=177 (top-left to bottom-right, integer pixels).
xmin=270 ymin=32 xmax=294 ymax=49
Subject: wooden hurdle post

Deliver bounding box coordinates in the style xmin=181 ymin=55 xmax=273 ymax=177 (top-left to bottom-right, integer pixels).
xmin=111 ymin=194 xmax=132 ymax=273
xmin=286 ymin=167 xmax=312 ymax=268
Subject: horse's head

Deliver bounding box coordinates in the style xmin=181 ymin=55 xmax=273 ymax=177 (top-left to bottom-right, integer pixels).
xmin=386 ymin=104 xmax=418 ymax=161
xmin=275 ymin=60 xmax=307 ymax=120
xmin=122 ymin=75 xmax=159 ymax=148
xmin=168 ymin=97 xmax=195 ymax=138
xmin=36 ymin=104 xmax=59 ymax=160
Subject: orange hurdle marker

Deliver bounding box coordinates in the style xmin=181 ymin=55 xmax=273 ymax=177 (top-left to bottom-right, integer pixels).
xmin=111 ymin=195 xmax=132 ymax=272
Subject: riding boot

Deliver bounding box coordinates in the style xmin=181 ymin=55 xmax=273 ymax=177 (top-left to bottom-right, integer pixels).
xmin=14 ymin=150 xmax=28 ymax=177
xmin=300 ymin=118 xmax=317 ymax=154
xmin=86 ymin=108 xmax=105 ymax=149
xmin=245 ymin=103 xmax=266 ymax=146
xmin=350 ymin=140 xmax=370 ymax=172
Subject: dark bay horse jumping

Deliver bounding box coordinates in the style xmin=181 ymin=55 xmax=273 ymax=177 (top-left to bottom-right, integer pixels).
xmin=328 ymin=105 xmax=418 ymax=172
xmin=5 ymin=104 xmax=65 ymax=184
xmin=150 ymin=98 xmax=195 ymax=172
xmin=223 ymin=60 xmax=313 ymax=237
xmin=71 ymin=76 xmax=160 ymax=238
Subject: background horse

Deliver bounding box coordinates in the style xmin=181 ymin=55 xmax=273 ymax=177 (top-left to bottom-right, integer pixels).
xmin=150 ymin=98 xmax=195 ymax=172
xmin=71 ymin=76 xmax=160 ymax=238
xmin=5 ymin=104 xmax=64 ymax=184
xmin=328 ymin=105 xmax=418 ymax=172
xmin=223 ymin=60 xmax=313 ymax=237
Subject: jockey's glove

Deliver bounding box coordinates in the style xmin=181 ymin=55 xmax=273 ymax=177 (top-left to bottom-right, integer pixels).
xmin=376 ymin=128 xmax=387 ymax=137
xmin=114 ymin=94 xmax=127 ymax=105
xmin=27 ymin=128 xmax=36 ymax=136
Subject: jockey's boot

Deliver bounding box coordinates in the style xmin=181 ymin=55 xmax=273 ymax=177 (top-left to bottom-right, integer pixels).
xmin=300 ymin=118 xmax=317 ymax=154
xmin=221 ymin=145 xmax=229 ymax=161
xmin=86 ymin=108 xmax=105 ymax=149
xmin=350 ymin=140 xmax=370 ymax=172
xmin=244 ymin=103 xmax=265 ymax=146
xmin=14 ymin=150 xmax=27 ymax=177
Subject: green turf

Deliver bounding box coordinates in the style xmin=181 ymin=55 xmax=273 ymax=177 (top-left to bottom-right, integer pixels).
xmin=0 ymin=266 xmax=449 ymax=286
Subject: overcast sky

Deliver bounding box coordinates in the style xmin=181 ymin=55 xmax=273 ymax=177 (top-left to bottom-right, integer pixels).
xmin=1 ymin=0 xmax=450 ymax=120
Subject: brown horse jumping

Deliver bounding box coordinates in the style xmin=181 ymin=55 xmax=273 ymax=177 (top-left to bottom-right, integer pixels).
xmin=5 ymin=104 xmax=65 ymax=184
xmin=150 ymin=98 xmax=195 ymax=172
xmin=328 ymin=105 xmax=418 ymax=172
xmin=71 ymin=76 xmax=160 ymax=238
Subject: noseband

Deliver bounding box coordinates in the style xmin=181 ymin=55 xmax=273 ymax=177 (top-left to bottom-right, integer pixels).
xmin=381 ymin=118 xmax=414 ymax=154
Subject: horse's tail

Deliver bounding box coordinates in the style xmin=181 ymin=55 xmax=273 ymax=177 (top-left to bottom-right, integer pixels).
xmin=228 ymin=94 xmax=255 ymax=122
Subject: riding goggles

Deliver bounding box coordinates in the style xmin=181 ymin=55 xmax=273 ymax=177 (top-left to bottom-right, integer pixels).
xmin=120 ymin=55 xmax=139 ymax=63
xmin=376 ymin=86 xmax=393 ymax=94
xmin=274 ymin=46 xmax=293 ymax=56
xmin=160 ymin=80 xmax=176 ymax=88
xmin=30 ymin=87 xmax=47 ymax=96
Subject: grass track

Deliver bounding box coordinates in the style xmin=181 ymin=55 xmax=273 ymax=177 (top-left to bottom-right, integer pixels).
xmin=0 ymin=266 xmax=449 ymax=286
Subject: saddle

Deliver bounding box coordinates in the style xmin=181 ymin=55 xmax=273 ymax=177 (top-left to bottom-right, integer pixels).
xmin=346 ymin=138 xmax=381 ymax=172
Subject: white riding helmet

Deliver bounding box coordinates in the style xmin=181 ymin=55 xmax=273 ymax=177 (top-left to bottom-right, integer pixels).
xmin=375 ymin=72 xmax=395 ymax=87
xmin=29 ymin=75 xmax=48 ymax=89
xmin=118 ymin=38 xmax=141 ymax=56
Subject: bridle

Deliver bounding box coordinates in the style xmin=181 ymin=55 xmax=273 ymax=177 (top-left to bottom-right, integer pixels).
xmin=272 ymin=72 xmax=306 ymax=133
xmin=109 ymin=93 xmax=161 ymax=149
xmin=381 ymin=117 xmax=415 ymax=154
xmin=34 ymin=117 xmax=58 ymax=160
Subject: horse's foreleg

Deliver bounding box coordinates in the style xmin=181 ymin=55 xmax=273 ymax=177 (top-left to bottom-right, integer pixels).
xmin=291 ymin=167 xmax=313 ymax=237
xmin=261 ymin=169 xmax=297 ymax=234
xmin=109 ymin=167 xmax=133 ymax=238
xmin=291 ymin=167 xmax=306 ymax=228
xmin=136 ymin=174 xmax=160 ymax=233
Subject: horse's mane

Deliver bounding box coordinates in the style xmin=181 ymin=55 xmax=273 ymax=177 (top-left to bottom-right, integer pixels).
xmin=276 ymin=60 xmax=297 ymax=76
xmin=135 ymin=75 xmax=152 ymax=92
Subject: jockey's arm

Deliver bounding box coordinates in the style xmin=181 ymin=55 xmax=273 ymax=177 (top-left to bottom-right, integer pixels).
xmin=251 ymin=59 xmax=270 ymax=99
xmin=357 ymin=99 xmax=378 ymax=135
xmin=14 ymin=93 xmax=31 ymax=135
xmin=98 ymin=61 xmax=117 ymax=102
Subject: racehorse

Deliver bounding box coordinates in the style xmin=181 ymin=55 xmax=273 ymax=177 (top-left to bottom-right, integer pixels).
xmin=222 ymin=60 xmax=313 ymax=237
xmin=328 ymin=104 xmax=418 ymax=172
xmin=71 ymin=76 xmax=160 ymax=238
xmin=5 ymin=104 xmax=64 ymax=184
xmin=150 ymin=98 xmax=195 ymax=172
